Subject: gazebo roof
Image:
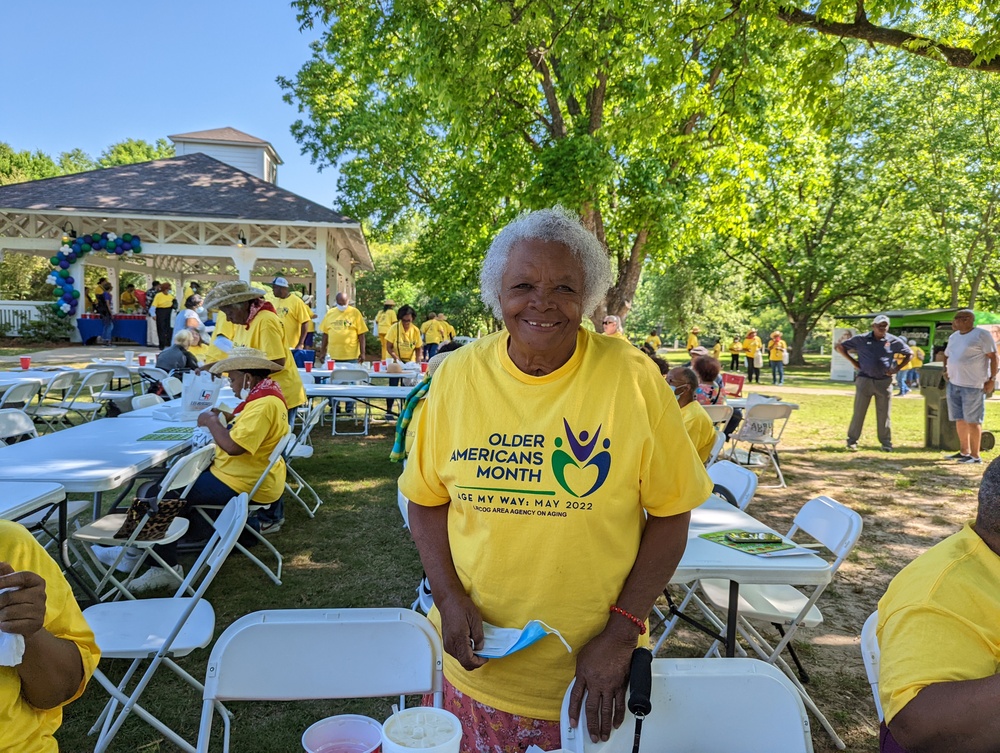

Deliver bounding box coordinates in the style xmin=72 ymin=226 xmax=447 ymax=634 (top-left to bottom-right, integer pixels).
xmin=0 ymin=153 xmax=348 ymax=225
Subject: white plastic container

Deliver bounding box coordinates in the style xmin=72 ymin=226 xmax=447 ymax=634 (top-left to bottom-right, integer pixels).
xmin=302 ymin=714 xmax=383 ymax=753
xmin=381 ymin=707 xmax=461 ymax=753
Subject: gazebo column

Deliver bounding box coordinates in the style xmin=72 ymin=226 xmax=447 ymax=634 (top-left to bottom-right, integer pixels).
xmin=67 ymin=258 xmax=85 ymax=343
xmin=315 ymin=232 xmax=328 ymax=317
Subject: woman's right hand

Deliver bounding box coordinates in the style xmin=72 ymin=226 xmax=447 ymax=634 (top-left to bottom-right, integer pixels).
xmin=436 ymin=591 xmax=489 ymax=671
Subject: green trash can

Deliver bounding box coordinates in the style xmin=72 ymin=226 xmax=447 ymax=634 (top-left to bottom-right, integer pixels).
xmin=920 ymin=363 xmax=960 ymax=451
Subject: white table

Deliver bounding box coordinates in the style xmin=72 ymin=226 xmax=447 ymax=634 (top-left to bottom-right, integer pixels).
xmin=304 ymin=384 xmax=413 ymax=401
xmin=0 ymin=482 xmax=66 ymax=521
xmin=0 ymin=370 xmax=66 ymax=388
xmin=727 ymin=397 xmax=799 ymax=410
xmin=669 ymin=495 xmax=830 ymax=657
xmin=300 ymin=367 xmax=413 ymax=381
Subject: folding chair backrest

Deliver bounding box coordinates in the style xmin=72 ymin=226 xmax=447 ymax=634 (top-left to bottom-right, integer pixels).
xmin=560 ymin=658 xmax=812 ymax=753
xmin=787 ymin=495 xmax=863 ymax=565
xmin=249 ymin=433 xmax=292 ymax=501
xmin=703 ymin=404 xmax=733 ymax=425
xmin=161 ymin=376 xmax=183 ymax=399
xmin=38 ymin=370 xmax=79 ymax=400
xmin=138 ymin=366 xmax=170 ymax=383
xmin=173 ymin=494 xmax=248 ymax=599
xmin=80 ymin=369 xmax=114 ymax=395
xmin=288 ymin=401 xmax=323 ymax=454
xmin=329 ymin=367 xmax=370 ymax=384
xmin=861 ymin=611 xmax=883 ymax=721
xmin=707 ymin=460 xmax=758 ymax=510
xmin=299 ymin=372 xmax=315 ymax=384
xmin=705 ymin=430 xmax=726 ymax=467
xmin=159 ymin=444 xmax=217 ymax=498
xmin=202 ymin=608 xmax=443 ymax=702
xmin=0 ymin=380 xmax=42 ymax=409
xmin=132 ymin=394 xmax=164 ymax=410
xmin=721 ymin=372 xmax=744 ymax=397
xmin=735 ymin=401 xmax=794 ymax=442
xmin=0 ymin=408 xmax=37 ymax=443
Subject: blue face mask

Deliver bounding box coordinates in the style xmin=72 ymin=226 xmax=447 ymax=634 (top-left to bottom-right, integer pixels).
xmin=668 ymin=384 xmax=677 ymax=394
xmin=474 ymin=620 xmax=572 ymax=659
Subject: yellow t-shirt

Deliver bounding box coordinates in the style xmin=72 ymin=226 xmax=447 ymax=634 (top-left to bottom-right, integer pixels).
xmin=610 ymin=330 xmax=629 ymax=341
xmin=399 ymin=329 xmax=712 ymax=719
xmin=686 ymin=333 xmax=700 ymax=350
xmin=768 ymin=339 xmax=787 ymax=361
xmin=209 ymin=394 xmax=289 ymax=503
xmin=120 ymin=290 xmax=137 ymax=309
xmin=385 ymin=322 xmax=422 ymax=362
xmin=233 ymin=309 xmax=306 ymax=409
xmin=189 ymin=342 xmax=228 ymax=365
xmin=711 ymin=343 xmax=722 ymax=360
xmin=152 ymin=291 xmax=175 ymax=310
xmin=878 ymin=523 xmax=1000 ymax=724
xmin=182 ymin=285 xmax=195 ymax=302
xmin=268 ymin=294 xmax=313 ymax=349
xmin=421 ymin=319 xmax=444 ymax=345
xmin=0 ymin=521 xmax=100 ymax=753
xmin=742 ymin=336 xmax=763 ymax=357
xmin=443 ymin=321 xmax=457 ymax=340
xmin=680 ymin=400 xmax=717 ymax=463
xmin=375 ymin=308 xmax=398 ymax=336
xmin=645 ymin=335 xmax=662 ymax=350
xmin=900 ymin=347 xmax=924 ymax=371
xmin=729 ymin=341 xmax=743 ymax=354
xmin=318 ymin=306 xmax=370 ymax=361
xmin=211 ymin=310 xmax=236 ymax=345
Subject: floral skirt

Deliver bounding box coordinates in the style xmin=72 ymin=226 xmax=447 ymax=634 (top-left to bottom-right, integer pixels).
xmin=424 ymin=676 xmax=562 ymax=753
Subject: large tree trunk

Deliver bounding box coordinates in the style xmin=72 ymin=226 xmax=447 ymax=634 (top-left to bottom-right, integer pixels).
xmin=590 ymin=228 xmax=649 ymax=328
xmin=789 ymin=318 xmax=811 ymax=366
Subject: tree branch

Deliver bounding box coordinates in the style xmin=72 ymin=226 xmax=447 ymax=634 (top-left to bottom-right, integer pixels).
xmin=526 ymin=46 xmax=567 ymax=138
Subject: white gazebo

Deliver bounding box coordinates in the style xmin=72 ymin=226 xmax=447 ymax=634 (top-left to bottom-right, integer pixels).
xmin=0 ymin=146 xmax=372 ymax=340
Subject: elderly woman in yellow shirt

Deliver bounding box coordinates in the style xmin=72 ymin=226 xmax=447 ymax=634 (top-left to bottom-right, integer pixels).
xmin=667 ymin=366 xmax=717 ymax=463
xmin=742 ymin=328 xmax=763 ymax=384
xmin=384 ymin=304 xmax=423 ymax=418
xmin=768 ymin=330 xmax=788 ymax=385
xmin=602 ymin=314 xmax=628 ymax=340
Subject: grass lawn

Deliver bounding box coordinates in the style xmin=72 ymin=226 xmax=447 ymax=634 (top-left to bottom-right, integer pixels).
xmin=0 ymin=347 xmax=45 ymax=357
xmin=54 ymin=392 xmax=1000 ymax=752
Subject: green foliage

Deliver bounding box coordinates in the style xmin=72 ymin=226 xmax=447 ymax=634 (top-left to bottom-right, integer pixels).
xmin=0 ymin=253 xmax=51 ymax=300
xmin=0 ymin=142 xmax=59 ymax=185
xmin=19 ymin=305 xmax=74 ymax=343
xmin=98 ymin=138 xmax=174 ymax=167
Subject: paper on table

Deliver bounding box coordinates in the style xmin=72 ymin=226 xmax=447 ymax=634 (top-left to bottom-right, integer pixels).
xmin=0 ymin=588 xmax=25 ymax=667
xmin=475 ymin=620 xmax=572 ymax=659
xmin=754 ymin=547 xmax=816 ymax=558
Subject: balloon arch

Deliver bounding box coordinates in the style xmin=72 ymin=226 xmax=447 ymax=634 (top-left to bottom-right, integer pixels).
xmin=46 ymin=231 xmax=142 ymax=317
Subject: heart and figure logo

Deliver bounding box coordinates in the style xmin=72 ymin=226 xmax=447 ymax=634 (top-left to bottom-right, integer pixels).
xmin=551 ymin=418 xmax=612 ymax=498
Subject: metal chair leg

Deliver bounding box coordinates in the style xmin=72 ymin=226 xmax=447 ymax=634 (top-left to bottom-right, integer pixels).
xmin=774 ymin=623 xmax=810 ymax=683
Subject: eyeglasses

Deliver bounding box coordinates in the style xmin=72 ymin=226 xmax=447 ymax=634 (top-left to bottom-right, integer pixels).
xmin=603 ymin=320 xmax=615 ymax=325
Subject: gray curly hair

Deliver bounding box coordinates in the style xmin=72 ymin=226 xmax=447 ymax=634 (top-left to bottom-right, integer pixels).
xmin=479 ymin=207 xmax=612 ymax=320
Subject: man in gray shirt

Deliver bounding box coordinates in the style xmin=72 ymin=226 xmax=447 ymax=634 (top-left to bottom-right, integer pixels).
xmin=836 ymin=315 xmax=912 ymax=452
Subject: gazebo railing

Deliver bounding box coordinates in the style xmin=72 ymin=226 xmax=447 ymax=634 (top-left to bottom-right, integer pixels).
xmin=0 ymin=301 xmax=47 ymax=337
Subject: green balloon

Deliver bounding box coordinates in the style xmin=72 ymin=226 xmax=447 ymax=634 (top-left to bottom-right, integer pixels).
xmin=56 ymin=309 xmax=67 ymax=318
xmin=58 ymin=269 xmax=69 ymax=278
xmin=53 ymin=289 xmax=62 ymax=299
xmin=72 ymin=290 xmax=80 ymax=299
xmin=122 ymin=233 xmax=132 ymax=242
xmin=81 ymin=243 xmax=91 ymax=252
xmin=50 ymin=256 xmax=59 ymax=265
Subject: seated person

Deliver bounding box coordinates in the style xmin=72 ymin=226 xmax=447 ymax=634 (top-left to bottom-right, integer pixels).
xmin=1 ymin=521 xmax=100 ymax=752
xmin=877 ymin=457 xmax=1000 ymax=752
xmin=155 ymin=329 xmax=198 ymax=374
xmin=99 ymin=347 xmax=290 ymax=593
xmin=667 ymin=366 xmax=716 ymax=463
xmin=187 ymin=330 xmax=227 ymax=366
xmin=692 ymin=355 xmax=726 ymax=406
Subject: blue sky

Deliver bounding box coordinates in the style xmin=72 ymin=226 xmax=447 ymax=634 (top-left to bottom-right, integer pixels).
xmin=0 ymin=0 xmax=342 ymax=209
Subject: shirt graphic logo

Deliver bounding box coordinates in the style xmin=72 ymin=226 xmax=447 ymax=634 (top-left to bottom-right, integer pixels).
xmin=552 ymin=418 xmax=612 ymax=497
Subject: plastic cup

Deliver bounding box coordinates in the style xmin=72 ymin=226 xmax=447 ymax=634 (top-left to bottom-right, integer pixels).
xmin=138 ymin=354 xmax=147 ymax=366
xmin=123 ymin=350 xmax=135 ymax=365
xmin=19 ymin=356 xmax=30 ymax=370
xmin=305 ymin=361 xmax=313 ymax=373
xmin=327 ymin=359 xmax=336 ymax=371
xmin=373 ymin=361 xmax=381 ymax=372
xmin=421 ymin=362 xmax=428 ymax=374
xmin=381 ymin=707 xmax=461 ymax=753
xmin=302 ymin=714 xmax=382 ymax=753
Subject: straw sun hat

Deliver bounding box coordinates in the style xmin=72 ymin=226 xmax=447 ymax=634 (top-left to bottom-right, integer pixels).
xmin=209 ymin=347 xmax=281 ymax=374
xmin=203 ymin=280 xmax=268 ymax=311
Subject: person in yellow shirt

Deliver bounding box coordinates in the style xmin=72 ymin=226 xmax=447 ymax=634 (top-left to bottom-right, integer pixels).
xmin=401 ymin=208 xmax=711 ymax=744
xmin=266 ymin=277 xmax=312 ymax=350
xmin=711 ymin=338 xmax=723 ymax=361
xmin=601 ymin=314 xmax=629 ymax=340
xmin=437 ymin=312 xmax=456 ymax=343
xmin=152 ymin=282 xmax=177 ymax=350
xmin=0 ymin=520 xmax=100 ymax=752
xmin=120 ymin=283 xmax=138 ymax=312
xmin=188 ymin=330 xmax=228 ymax=365
xmin=902 ymin=338 xmax=925 ymax=394
xmin=374 ymin=298 xmax=398 ymax=361
xmin=686 ymin=326 xmax=701 ymax=352
xmin=743 ymin=328 xmax=763 ymax=384
xmin=384 ymin=304 xmax=422 ymax=418
xmin=211 ymin=309 xmax=236 ymax=353
xmin=645 ymin=330 xmax=662 ymax=351
xmin=767 ymin=330 xmax=788 ymax=385
xmin=728 ymin=337 xmax=743 ymax=371
xmin=421 ymin=312 xmax=444 ymax=359
xmin=668 ymin=366 xmax=717 ymax=463
xmin=317 ymin=291 xmax=369 ymax=362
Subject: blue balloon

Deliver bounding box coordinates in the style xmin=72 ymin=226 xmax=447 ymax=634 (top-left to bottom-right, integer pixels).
xmin=67 ymin=252 xmax=77 ymax=262
xmin=62 ymin=293 xmax=73 ymax=302
xmin=59 ymin=260 xmax=69 ymax=269
xmin=122 ymin=242 xmax=131 ymax=251
xmin=65 ymin=276 xmax=74 ymax=284
xmin=100 ymin=232 xmax=108 ymax=239
xmin=131 ymin=235 xmax=141 ymax=244
xmin=114 ymin=247 xmax=124 ymax=255
xmin=98 ymin=239 xmax=107 ymax=249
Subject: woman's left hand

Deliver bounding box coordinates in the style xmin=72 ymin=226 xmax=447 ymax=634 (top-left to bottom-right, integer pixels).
xmin=568 ymin=623 xmax=636 ymax=743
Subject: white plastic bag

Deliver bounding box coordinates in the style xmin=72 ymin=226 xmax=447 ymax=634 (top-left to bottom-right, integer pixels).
xmin=753 ymin=350 xmax=763 ymax=368
xmin=782 ymin=350 xmax=790 ymax=365
xmin=180 ymin=371 xmax=222 ymax=421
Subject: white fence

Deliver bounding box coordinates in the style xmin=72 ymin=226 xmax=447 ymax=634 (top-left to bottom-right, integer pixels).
xmin=0 ymin=301 xmax=48 ymax=337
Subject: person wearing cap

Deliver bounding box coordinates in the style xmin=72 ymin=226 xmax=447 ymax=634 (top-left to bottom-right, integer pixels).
xmin=768 ymin=330 xmax=788 ymax=385
xmin=317 ymin=291 xmax=369 ymax=364
xmin=267 ymin=277 xmax=312 ymax=350
xmin=836 ymin=315 xmax=912 ymax=452
xmin=375 ymin=298 xmax=398 ymax=361
xmin=742 ymin=328 xmax=763 ymax=384
xmin=686 ymin=326 xmax=701 ymax=352
xmin=943 ymin=309 xmax=999 ymax=464
xmin=120 ymin=347 xmax=291 ymax=592
xmin=421 ymin=311 xmax=444 ymax=360
xmin=437 ymin=313 xmax=456 ymax=342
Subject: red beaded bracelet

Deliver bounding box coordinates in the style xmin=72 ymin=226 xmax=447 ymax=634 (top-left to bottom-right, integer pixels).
xmin=610 ymin=605 xmax=647 ymax=635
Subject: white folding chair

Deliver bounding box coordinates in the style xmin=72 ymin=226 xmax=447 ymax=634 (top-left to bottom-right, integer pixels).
xmin=137 ymin=365 xmax=170 ymax=389
xmin=705 ymin=429 xmax=726 ymax=467
xmin=0 ymin=379 xmax=42 ymax=410
xmin=196 ymin=608 xmax=444 ymax=752
xmin=0 ymin=408 xmax=38 ymax=444
xmin=730 ymin=399 xmax=795 ymax=487
xmin=284 ymin=400 xmax=325 ymax=517
xmin=559 ymin=658 xmax=813 ymax=753
xmin=699 ymin=495 xmax=862 ymax=748
xmin=56 ymin=369 xmax=113 ymax=422
xmin=328 ymin=366 xmax=371 ymax=436
xmin=161 ymin=375 xmax=184 ymax=399
xmin=24 ymin=369 xmax=80 ymax=432
xmin=195 ymin=434 xmax=292 ymax=585
xmin=703 ymin=403 xmax=733 ymax=427
xmin=707 ymin=459 xmax=758 ymax=511
xmin=83 ymin=495 xmax=248 ymax=753
xmin=132 ymin=393 xmax=165 ymax=410
xmin=861 ymin=611 xmax=883 ymax=721
xmin=92 ymin=363 xmax=139 ymax=403
xmin=73 ymin=444 xmax=217 ymax=600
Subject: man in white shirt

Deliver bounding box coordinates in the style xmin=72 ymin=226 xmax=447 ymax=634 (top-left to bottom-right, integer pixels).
xmin=944 ymin=309 xmax=999 ymax=464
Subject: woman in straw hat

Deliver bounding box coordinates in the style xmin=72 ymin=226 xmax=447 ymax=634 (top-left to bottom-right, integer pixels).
xmin=742 ymin=327 xmax=763 ymax=384
xmin=104 ymin=347 xmax=291 ymax=593
xmin=768 ymin=330 xmax=788 ymax=385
